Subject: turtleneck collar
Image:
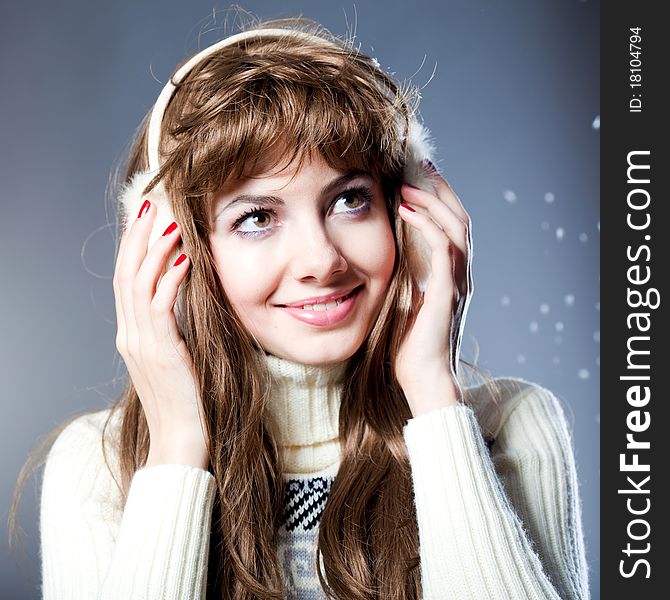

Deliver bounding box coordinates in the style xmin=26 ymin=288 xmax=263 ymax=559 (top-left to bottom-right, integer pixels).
xmin=262 ymin=352 xmax=350 ymax=476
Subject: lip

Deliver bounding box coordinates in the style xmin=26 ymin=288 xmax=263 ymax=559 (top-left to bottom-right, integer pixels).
xmin=277 ymin=285 xmax=362 ymax=327
xmin=277 ymin=286 xmax=360 ymax=308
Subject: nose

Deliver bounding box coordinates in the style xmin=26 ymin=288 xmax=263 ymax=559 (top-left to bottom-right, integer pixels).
xmin=288 ymin=221 xmax=348 ymax=283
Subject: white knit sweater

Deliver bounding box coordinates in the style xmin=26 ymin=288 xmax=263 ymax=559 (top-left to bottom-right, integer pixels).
xmin=40 ymin=353 xmax=589 ymax=599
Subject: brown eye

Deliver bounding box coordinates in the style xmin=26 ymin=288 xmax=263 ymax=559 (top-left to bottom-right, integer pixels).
xmin=331 ymin=188 xmax=374 ymax=215
xmin=343 ymin=194 xmax=364 ymax=208
xmin=237 ymin=210 xmax=274 ymax=232
xmin=250 ymin=213 xmax=271 ymax=228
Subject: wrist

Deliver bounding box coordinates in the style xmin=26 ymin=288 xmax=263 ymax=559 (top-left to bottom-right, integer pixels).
xmin=403 ymin=369 xmax=462 ymax=418
xmin=146 ymin=431 xmax=209 ymax=470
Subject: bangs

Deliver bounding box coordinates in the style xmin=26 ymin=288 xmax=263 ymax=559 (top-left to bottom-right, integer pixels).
xmin=158 ymin=35 xmax=415 ymax=204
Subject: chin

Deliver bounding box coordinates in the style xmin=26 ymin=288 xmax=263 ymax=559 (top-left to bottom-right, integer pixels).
xmin=267 ymin=333 xmax=363 ymax=366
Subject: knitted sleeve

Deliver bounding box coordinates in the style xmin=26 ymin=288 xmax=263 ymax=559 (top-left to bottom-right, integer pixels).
xmin=402 ymin=382 xmax=589 ymax=600
xmin=40 ymin=411 xmax=217 ymax=599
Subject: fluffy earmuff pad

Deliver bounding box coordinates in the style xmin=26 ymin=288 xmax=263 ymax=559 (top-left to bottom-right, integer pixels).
xmin=119 ymin=171 xmax=173 ymax=249
xmin=401 ymin=119 xmax=436 ymax=293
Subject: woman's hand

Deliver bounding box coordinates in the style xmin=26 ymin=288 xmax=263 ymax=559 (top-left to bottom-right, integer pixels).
xmin=114 ymin=200 xmax=209 ymax=469
xmin=395 ymin=166 xmax=473 ymax=417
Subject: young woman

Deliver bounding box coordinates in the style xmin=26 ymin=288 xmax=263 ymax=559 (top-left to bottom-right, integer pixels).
xmin=37 ymin=18 xmax=589 ymax=600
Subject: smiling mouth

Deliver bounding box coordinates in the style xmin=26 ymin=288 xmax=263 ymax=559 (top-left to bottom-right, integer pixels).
xmin=278 ymin=286 xmax=361 ymax=311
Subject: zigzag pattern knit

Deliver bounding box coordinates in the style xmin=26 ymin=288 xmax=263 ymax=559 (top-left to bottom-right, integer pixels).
xmin=278 ymin=477 xmax=334 ymax=599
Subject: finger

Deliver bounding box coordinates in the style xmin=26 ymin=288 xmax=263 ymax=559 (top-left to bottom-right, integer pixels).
xmin=134 ymin=222 xmax=184 ymax=337
xmin=113 ymin=212 xmax=142 ymax=354
xmin=401 ymin=183 xmax=472 ymax=300
xmin=422 ymin=166 xmax=470 ymax=225
xmin=115 ymin=199 xmax=149 ymax=274
xmin=113 ymin=229 xmax=129 ymax=336
xmin=399 ymin=204 xmax=456 ymax=299
xmin=401 ymin=185 xmax=469 ymax=258
xmin=150 ymin=252 xmax=190 ymax=348
xmin=423 ymin=171 xmax=475 ymax=298
xmin=118 ymin=200 xmax=156 ymax=352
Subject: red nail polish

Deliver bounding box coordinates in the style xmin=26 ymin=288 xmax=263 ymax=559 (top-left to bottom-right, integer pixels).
xmin=162 ymin=222 xmax=177 ymax=236
xmin=137 ymin=200 xmax=150 ymax=219
xmin=173 ymin=253 xmax=187 ymax=266
xmin=422 ymin=159 xmax=439 ymax=174
xmin=400 ymin=203 xmax=416 ymax=212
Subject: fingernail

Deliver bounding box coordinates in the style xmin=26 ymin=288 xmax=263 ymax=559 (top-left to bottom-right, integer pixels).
xmin=173 ymin=253 xmax=187 ymax=266
xmin=400 ymin=203 xmax=416 ymax=213
xmin=137 ymin=199 xmax=150 ymax=219
xmin=162 ymin=222 xmax=177 ymax=236
xmin=421 ymin=159 xmax=439 ymax=173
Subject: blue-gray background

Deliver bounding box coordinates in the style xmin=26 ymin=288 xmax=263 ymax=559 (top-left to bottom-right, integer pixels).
xmin=0 ymin=0 xmax=599 ymax=598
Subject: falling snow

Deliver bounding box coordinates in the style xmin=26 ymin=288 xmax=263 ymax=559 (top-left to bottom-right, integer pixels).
xmin=492 ymin=171 xmax=596 ymax=386
xmin=503 ymin=190 xmax=517 ymax=203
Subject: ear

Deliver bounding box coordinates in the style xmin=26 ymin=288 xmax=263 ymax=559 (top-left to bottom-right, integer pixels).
xmin=119 ymin=170 xmax=176 ymax=250
xmin=402 ymin=119 xmax=436 ymax=293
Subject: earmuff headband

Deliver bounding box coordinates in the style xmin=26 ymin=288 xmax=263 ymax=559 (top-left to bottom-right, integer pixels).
xmin=147 ymin=29 xmax=347 ymax=173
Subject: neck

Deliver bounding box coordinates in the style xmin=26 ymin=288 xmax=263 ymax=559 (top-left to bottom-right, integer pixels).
xmin=262 ymin=353 xmax=350 ymax=476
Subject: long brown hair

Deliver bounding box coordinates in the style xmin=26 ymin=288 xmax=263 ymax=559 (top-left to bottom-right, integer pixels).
xmin=12 ymin=17 xmax=498 ymax=600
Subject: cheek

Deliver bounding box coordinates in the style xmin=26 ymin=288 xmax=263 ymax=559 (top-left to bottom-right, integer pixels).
xmin=347 ymin=217 xmax=396 ymax=285
xmin=210 ymin=240 xmax=274 ymax=314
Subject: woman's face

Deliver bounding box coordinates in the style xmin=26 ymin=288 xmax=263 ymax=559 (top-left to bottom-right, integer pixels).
xmin=209 ymin=153 xmax=396 ymax=365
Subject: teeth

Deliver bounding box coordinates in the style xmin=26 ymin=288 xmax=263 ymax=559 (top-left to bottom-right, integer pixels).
xmin=301 ymin=297 xmax=345 ymax=311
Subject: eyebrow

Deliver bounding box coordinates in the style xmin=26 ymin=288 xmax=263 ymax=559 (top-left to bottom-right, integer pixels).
xmin=215 ymin=169 xmax=373 ymax=217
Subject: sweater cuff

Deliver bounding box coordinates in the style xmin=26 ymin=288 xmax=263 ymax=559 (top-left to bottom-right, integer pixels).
xmin=100 ymin=464 xmax=216 ymax=599
xmin=403 ymin=402 xmax=474 ymax=450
